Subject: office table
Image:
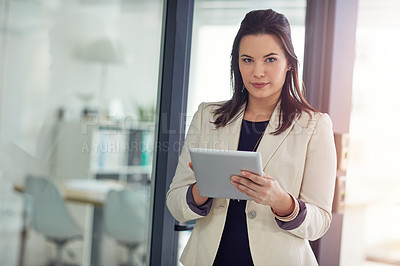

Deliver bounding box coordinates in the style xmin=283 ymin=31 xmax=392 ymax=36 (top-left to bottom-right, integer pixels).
xmin=14 ymin=179 xmax=126 ymax=206
xmin=366 ymin=240 xmax=400 ymax=265
xmin=14 ymin=179 xmax=128 ymax=266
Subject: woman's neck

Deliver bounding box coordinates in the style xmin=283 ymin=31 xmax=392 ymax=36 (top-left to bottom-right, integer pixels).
xmin=244 ymin=97 xmax=278 ymax=122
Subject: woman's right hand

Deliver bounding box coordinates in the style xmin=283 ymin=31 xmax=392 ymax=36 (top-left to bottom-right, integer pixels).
xmin=189 ymin=162 xmax=209 ymax=206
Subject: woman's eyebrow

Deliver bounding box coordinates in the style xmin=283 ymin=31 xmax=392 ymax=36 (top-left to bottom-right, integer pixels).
xmin=240 ymin=52 xmax=279 ymax=58
xmin=263 ymin=52 xmax=278 ymax=58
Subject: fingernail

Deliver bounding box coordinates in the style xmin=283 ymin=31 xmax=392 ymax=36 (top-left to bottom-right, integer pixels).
xmin=241 ymin=171 xmax=246 ymax=176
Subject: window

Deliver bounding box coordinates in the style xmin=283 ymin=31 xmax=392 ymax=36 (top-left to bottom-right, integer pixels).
xmin=341 ymin=0 xmax=400 ymax=265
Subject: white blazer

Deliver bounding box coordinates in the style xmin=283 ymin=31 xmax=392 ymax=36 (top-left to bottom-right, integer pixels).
xmin=167 ymin=101 xmax=337 ymax=266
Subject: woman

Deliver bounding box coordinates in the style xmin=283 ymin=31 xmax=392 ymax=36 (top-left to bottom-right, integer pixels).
xmin=167 ymin=9 xmax=336 ymax=266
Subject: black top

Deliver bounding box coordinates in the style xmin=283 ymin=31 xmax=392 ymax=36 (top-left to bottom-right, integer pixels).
xmin=213 ymin=119 xmax=269 ymax=266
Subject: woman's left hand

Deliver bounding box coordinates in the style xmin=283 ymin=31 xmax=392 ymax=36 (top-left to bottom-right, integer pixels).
xmin=231 ymin=170 xmax=294 ymax=216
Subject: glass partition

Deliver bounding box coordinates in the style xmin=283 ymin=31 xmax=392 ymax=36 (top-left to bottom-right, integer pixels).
xmin=0 ymin=1 xmax=163 ymax=266
xmin=179 ymin=0 xmax=307 ymax=264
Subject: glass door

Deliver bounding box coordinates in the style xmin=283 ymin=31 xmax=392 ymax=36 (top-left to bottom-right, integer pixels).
xmin=178 ymin=0 xmax=307 ymax=265
xmin=0 ymin=1 xmax=163 ymax=266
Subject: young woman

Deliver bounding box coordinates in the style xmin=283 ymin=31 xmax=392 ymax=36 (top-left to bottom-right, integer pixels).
xmin=167 ymin=9 xmax=336 ymax=266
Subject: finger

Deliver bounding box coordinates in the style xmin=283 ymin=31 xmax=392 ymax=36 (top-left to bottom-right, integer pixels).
xmin=232 ymin=177 xmax=270 ymax=204
xmin=189 ymin=162 xmax=194 ymax=171
xmin=231 ymin=175 xmax=258 ymax=192
xmin=231 ymin=176 xmax=265 ymax=203
xmin=241 ymin=171 xmax=266 ymax=186
xmin=234 ymin=180 xmax=260 ymax=199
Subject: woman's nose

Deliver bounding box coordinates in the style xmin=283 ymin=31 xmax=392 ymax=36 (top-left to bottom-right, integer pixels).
xmin=253 ymin=64 xmax=265 ymax=78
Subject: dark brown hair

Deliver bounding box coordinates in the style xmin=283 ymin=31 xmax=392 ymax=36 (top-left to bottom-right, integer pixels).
xmin=212 ymin=9 xmax=316 ymax=135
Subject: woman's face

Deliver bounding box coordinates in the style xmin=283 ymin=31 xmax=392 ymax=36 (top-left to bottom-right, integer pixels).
xmin=238 ymin=34 xmax=289 ymax=104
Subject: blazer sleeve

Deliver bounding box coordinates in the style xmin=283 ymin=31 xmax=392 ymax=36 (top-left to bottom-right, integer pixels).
xmin=166 ymin=102 xmax=209 ymax=222
xmin=287 ymin=113 xmax=337 ymax=240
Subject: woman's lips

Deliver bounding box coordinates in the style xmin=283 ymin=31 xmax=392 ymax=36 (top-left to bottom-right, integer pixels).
xmin=251 ymin=82 xmax=268 ymax=89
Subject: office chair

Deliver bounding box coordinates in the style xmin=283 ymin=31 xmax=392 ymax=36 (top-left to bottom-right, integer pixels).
xmin=25 ymin=176 xmax=83 ymax=266
xmin=103 ymin=188 xmax=149 ymax=266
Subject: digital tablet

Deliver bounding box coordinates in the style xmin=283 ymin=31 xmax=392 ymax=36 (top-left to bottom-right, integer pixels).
xmin=189 ymin=148 xmax=264 ymax=200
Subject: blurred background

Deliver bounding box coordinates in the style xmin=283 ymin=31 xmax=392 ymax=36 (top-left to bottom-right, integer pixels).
xmin=0 ymin=0 xmax=399 ymax=266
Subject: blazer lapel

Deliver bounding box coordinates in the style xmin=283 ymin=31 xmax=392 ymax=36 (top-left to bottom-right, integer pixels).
xmin=217 ymin=105 xmax=245 ymax=151
xmin=256 ymin=103 xmax=296 ymax=169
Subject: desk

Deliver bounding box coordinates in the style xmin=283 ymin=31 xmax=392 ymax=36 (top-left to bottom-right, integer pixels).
xmin=14 ymin=179 xmax=127 ymax=266
xmin=14 ymin=179 xmax=126 ymax=206
xmin=366 ymin=240 xmax=400 ymax=265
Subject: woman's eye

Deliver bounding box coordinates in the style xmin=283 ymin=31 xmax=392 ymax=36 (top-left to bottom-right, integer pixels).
xmin=242 ymin=58 xmax=253 ymax=63
xmin=266 ymin=58 xmax=276 ymax=63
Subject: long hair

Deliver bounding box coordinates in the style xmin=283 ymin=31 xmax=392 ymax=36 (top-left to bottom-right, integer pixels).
xmin=212 ymin=9 xmax=316 ymax=135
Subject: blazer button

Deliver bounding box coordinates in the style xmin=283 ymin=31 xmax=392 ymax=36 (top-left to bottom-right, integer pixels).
xmin=248 ymin=210 xmax=257 ymax=219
